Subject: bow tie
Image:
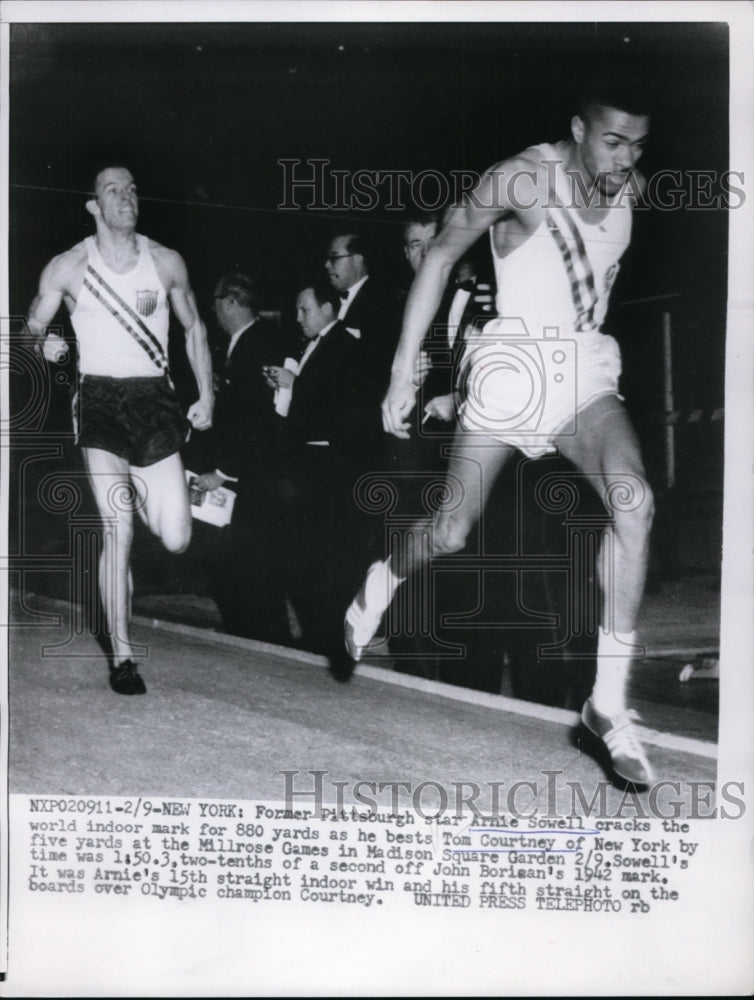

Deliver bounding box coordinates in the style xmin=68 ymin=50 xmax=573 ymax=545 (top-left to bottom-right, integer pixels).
xmin=339 ymin=290 xmax=350 ymax=300
xmin=454 ymin=279 xmax=476 ymax=293
xmin=299 ymin=333 xmax=322 ymax=355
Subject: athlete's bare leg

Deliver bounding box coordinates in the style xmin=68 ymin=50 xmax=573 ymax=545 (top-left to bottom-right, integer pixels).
xmin=346 ymin=394 xmax=656 ymax=784
xmin=345 ymin=428 xmax=516 ymax=659
xmin=83 ymin=448 xmax=191 ymax=692
xmin=558 ymin=393 xmax=655 ymax=782
xmin=558 ymin=394 xmax=654 ymax=649
xmin=559 ymin=395 xmax=653 ymax=633
xmin=82 ymin=448 xmax=139 ymax=665
xmin=129 ymin=451 xmax=192 ymax=556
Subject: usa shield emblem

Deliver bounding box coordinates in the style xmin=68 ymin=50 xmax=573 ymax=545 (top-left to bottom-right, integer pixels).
xmin=136 ymin=289 xmax=159 ymax=317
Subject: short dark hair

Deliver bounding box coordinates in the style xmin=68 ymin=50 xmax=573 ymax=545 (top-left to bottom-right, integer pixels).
xmin=575 ymin=72 xmax=653 ymax=122
xmin=215 ymin=273 xmax=260 ymax=313
xmin=303 ymin=278 xmax=340 ymax=314
xmin=90 ymin=164 xmax=135 ymax=197
xmin=331 ymin=231 xmax=370 ymax=265
xmin=403 ymin=211 xmax=440 ymax=239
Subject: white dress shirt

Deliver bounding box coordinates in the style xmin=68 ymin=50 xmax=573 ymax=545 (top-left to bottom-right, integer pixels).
xmin=226 ymin=318 xmax=256 ymax=360
xmin=298 ymin=319 xmax=336 ymax=372
xmin=337 ymin=274 xmax=369 ymax=321
xmin=446 ymin=288 xmax=471 ymax=348
xmin=298 ymin=320 xmax=338 ymax=446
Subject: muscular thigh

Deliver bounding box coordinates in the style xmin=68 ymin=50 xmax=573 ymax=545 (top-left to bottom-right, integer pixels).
xmin=82 ymin=447 xmax=136 ymax=520
xmin=557 ymin=394 xmax=647 ymax=502
xmin=436 ymin=428 xmax=517 ymax=531
xmin=131 ymin=451 xmax=190 ymax=526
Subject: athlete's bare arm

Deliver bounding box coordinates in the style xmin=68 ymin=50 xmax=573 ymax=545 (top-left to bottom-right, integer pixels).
xmin=152 ymin=243 xmax=214 ymax=431
xmin=383 ymin=152 xmax=545 ymax=437
xmin=26 ymin=245 xmax=86 ymax=362
xmin=181 ymin=285 xmax=214 ymax=429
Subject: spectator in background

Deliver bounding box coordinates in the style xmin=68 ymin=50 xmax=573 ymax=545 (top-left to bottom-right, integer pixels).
xmin=324 ymin=231 xmax=403 ymax=440
xmin=419 ymin=251 xmax=496 ymax=425
xmin=403 ymin=213 xmax=440 ymax=277
xmin=190 ymin=272 xmax=295 ymax=645
xmin=264 ymin=279 xmax=374 ymax=666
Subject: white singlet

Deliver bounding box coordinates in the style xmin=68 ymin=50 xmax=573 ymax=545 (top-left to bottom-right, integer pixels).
xmin=70 ymin=234 xmax=170 ymax=377
xmin=458 ymin=143 xmax=633 ymax=457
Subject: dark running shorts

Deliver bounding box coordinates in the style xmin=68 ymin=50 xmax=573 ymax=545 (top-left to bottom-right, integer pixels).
xmin=77 ymin=375 xmax=189 ymax=467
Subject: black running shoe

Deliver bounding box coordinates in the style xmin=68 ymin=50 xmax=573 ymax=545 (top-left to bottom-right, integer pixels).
xmin=110 ymin=659 xmax=147 ymax=696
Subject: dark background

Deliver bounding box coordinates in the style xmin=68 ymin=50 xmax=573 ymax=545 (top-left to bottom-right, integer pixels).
xmin=9 ymin=19 xmax=729 ymax=574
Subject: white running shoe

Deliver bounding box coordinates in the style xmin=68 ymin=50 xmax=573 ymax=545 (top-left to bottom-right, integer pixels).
xmin=581 ymin=698 xmax=655 ymax=785
xmin=344 ymin=562 xmax=386 ymax=661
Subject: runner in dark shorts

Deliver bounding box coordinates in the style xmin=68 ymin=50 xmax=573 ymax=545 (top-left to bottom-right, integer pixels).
xmin=26 ymin=165 xmax=214 ymax=695
xmin=78 ymin=375 xmax=189 ymax=468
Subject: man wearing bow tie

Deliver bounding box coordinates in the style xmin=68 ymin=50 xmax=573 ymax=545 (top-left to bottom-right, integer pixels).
xmin=324 ymin=231 xmax=403 ymax=425
xmin=267 ymin=280 xmax=374 ymax=661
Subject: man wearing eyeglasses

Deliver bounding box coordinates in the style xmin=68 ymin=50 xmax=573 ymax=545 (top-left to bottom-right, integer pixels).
xmin=324 ymin=232 xmax=403 ymax=427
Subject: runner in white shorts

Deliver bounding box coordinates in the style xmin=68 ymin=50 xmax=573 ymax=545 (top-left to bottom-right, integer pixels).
xmin=457 ymin=139 xmax=628 ymax=457
xmin=345 ymin=83 xmax=657 ymax=785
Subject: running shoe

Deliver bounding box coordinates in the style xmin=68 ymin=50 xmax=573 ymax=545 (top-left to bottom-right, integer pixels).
xmin=581 ymin=698 xmax=654 ymax=784
xmin=110 ymin=659 xmax=147 ymax=696
xmin=344 ymin=562 xmax=386 ymax=662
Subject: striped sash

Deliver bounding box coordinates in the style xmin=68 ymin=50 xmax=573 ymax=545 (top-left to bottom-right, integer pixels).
xmin=82 ymin=264 xmax=170 ymax=374
xmin=545 ymin=195 xmax=600 ymax=333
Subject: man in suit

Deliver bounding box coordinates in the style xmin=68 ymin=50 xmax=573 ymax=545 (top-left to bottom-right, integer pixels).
xmin=264 ymin=279 xmax=374 ymax=661
xmin=191 ymin=272 xmax=294 ymax=643
xmin=324 ymin=232 xmax=403 ymax=429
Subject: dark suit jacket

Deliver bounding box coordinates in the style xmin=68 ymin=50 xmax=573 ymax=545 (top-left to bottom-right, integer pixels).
xmin=284 ymin=320 xmax=371 ymax=461
xmin=340 ymin=276 xmax=404 ymax=407
xmin=200 ymin=318 xmax=294 ymax=484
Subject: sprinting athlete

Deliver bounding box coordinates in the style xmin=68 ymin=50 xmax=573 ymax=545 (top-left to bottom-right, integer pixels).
xmin=26 ymin=166 xmax=214 ymax=695
xmin=346 ymin=85 xmax=656 ymax=784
